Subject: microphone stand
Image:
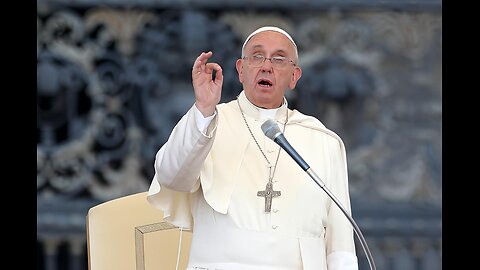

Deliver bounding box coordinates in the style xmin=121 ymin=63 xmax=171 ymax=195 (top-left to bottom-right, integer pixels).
xmin=305 ymin=168 xmax=376 ymax=270
xmin=261 ymin=119 xmax=376 ymax=270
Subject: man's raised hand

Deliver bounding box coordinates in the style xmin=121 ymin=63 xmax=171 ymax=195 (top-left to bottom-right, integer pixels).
xmin=192 ymin=51 xmax=223 ymax=117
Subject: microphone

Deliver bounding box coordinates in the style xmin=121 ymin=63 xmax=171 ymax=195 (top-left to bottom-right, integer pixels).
xmin=261 ymin=119 xmax=310 ymax=171
xmin=261 ymin=119 xmax=377 ymax=270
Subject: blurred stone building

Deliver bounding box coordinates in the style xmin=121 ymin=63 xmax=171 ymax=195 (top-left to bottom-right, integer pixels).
xmin=37 ymin=0 xmax=442 ymax=269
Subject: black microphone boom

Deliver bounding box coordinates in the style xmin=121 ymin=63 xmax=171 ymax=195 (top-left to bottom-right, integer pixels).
xmin=260 ymin=119 xmax=377 ymax=270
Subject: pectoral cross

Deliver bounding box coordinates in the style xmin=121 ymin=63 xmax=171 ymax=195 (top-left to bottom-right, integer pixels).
xmin=257 ymin=182 xmax=281 ymax=213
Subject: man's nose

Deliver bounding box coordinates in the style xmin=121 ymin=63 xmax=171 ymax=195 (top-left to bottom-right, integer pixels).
xmin=260 ymin=58 xmax=274 ymax=72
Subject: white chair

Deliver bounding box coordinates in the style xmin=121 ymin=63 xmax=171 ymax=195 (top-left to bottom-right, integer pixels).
xmin=86 ymin=192 xmax=192 ymax=270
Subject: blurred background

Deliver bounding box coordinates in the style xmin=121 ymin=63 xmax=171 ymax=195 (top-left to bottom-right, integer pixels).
xmin=37 ymin=0 xmax=442 ymax=269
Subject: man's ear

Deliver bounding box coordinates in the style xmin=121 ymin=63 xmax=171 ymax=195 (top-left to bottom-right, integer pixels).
xmin=236 ymin=58 xmax=244 ymax=83
xmin=289 ymin=66 xmax=302 ymax=89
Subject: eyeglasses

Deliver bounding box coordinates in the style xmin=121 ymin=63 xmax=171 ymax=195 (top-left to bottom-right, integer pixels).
xmin=243 ymin=55 xmax=296 ymax=69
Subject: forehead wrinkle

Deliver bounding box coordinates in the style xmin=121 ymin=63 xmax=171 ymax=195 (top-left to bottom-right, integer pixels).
xmin=245 ymin=44 xmax=291 ymax=57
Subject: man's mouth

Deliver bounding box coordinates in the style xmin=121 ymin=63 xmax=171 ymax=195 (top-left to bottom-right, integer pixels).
xmin=257 ymin=79 xmax=273 ymax=88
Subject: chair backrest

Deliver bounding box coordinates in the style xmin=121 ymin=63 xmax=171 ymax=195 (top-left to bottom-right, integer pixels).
xmin=86 ymin=192 xmax=192 ymax=270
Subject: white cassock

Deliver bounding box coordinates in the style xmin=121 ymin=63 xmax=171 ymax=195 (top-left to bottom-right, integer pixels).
xmin=147 ymin=90 xmax=359 ymax=270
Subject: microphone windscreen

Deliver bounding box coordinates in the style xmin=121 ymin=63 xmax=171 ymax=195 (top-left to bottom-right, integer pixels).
xmin=261 ymin=119 xmax=282 ymax=140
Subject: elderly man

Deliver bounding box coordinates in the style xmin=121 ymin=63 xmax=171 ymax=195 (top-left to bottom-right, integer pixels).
xmin=147 ymin=26 xmax=358 ymax=270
